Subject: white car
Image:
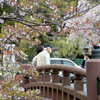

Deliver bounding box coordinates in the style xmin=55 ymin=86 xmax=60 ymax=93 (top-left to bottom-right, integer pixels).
xmin=50 ymin=58 xmax=81 ymax=82
xmin=50 ymin=58 xmax=80 ymax=67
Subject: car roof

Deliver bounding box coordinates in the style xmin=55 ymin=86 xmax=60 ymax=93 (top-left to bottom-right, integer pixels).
xmin=50 ymin=58 xmax=73 ymax=62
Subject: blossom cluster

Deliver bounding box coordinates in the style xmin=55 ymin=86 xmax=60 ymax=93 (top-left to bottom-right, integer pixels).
xmin=0 ymin=66 xmax=40 ymax=100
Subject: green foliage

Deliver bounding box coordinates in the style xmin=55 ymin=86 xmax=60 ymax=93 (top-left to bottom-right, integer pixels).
xmin=25 ymin=45 xmax=37 ymax=61
xmin=0 ymin=2 xmax=15 ymax=33
xmin=70 ymin=1 xmax=77 ymax=7
xmin=0 ymin=25 xmax=2 ymax=33
xmin=0 ymin=2 xmax=10 ymax=16
xmin=74 ymin=58 xmax=83 ymax=65
xmin=87 ymin=0 xmax=100 ymax=4
xmin=52 ymin=35 xmax=83 ymax=60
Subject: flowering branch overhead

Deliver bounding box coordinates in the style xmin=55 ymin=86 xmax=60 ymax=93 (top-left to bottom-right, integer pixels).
xmin=0 ymin=0 xmax=99 ymax=49
xmin=0 ymin=0 xmax=99 ymax=32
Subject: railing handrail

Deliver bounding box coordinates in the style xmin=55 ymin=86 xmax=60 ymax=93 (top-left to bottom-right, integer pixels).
xmin=36 ymin=64 xmax=86 ymax=77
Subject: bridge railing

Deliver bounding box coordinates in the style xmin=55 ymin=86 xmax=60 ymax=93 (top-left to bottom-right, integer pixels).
xmin=21 ymin=64 xmax=87 ymax=100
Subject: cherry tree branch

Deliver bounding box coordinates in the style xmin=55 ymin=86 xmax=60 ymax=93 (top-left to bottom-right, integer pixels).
xmin=62 ymin=3 xmax=100 ymax=22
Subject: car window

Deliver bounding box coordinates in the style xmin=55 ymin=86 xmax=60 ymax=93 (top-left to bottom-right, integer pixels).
xmin=50 ymin=60 xmax=62 ymax=64
xmin=63 ymin=60 xmax=75 ymax=66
